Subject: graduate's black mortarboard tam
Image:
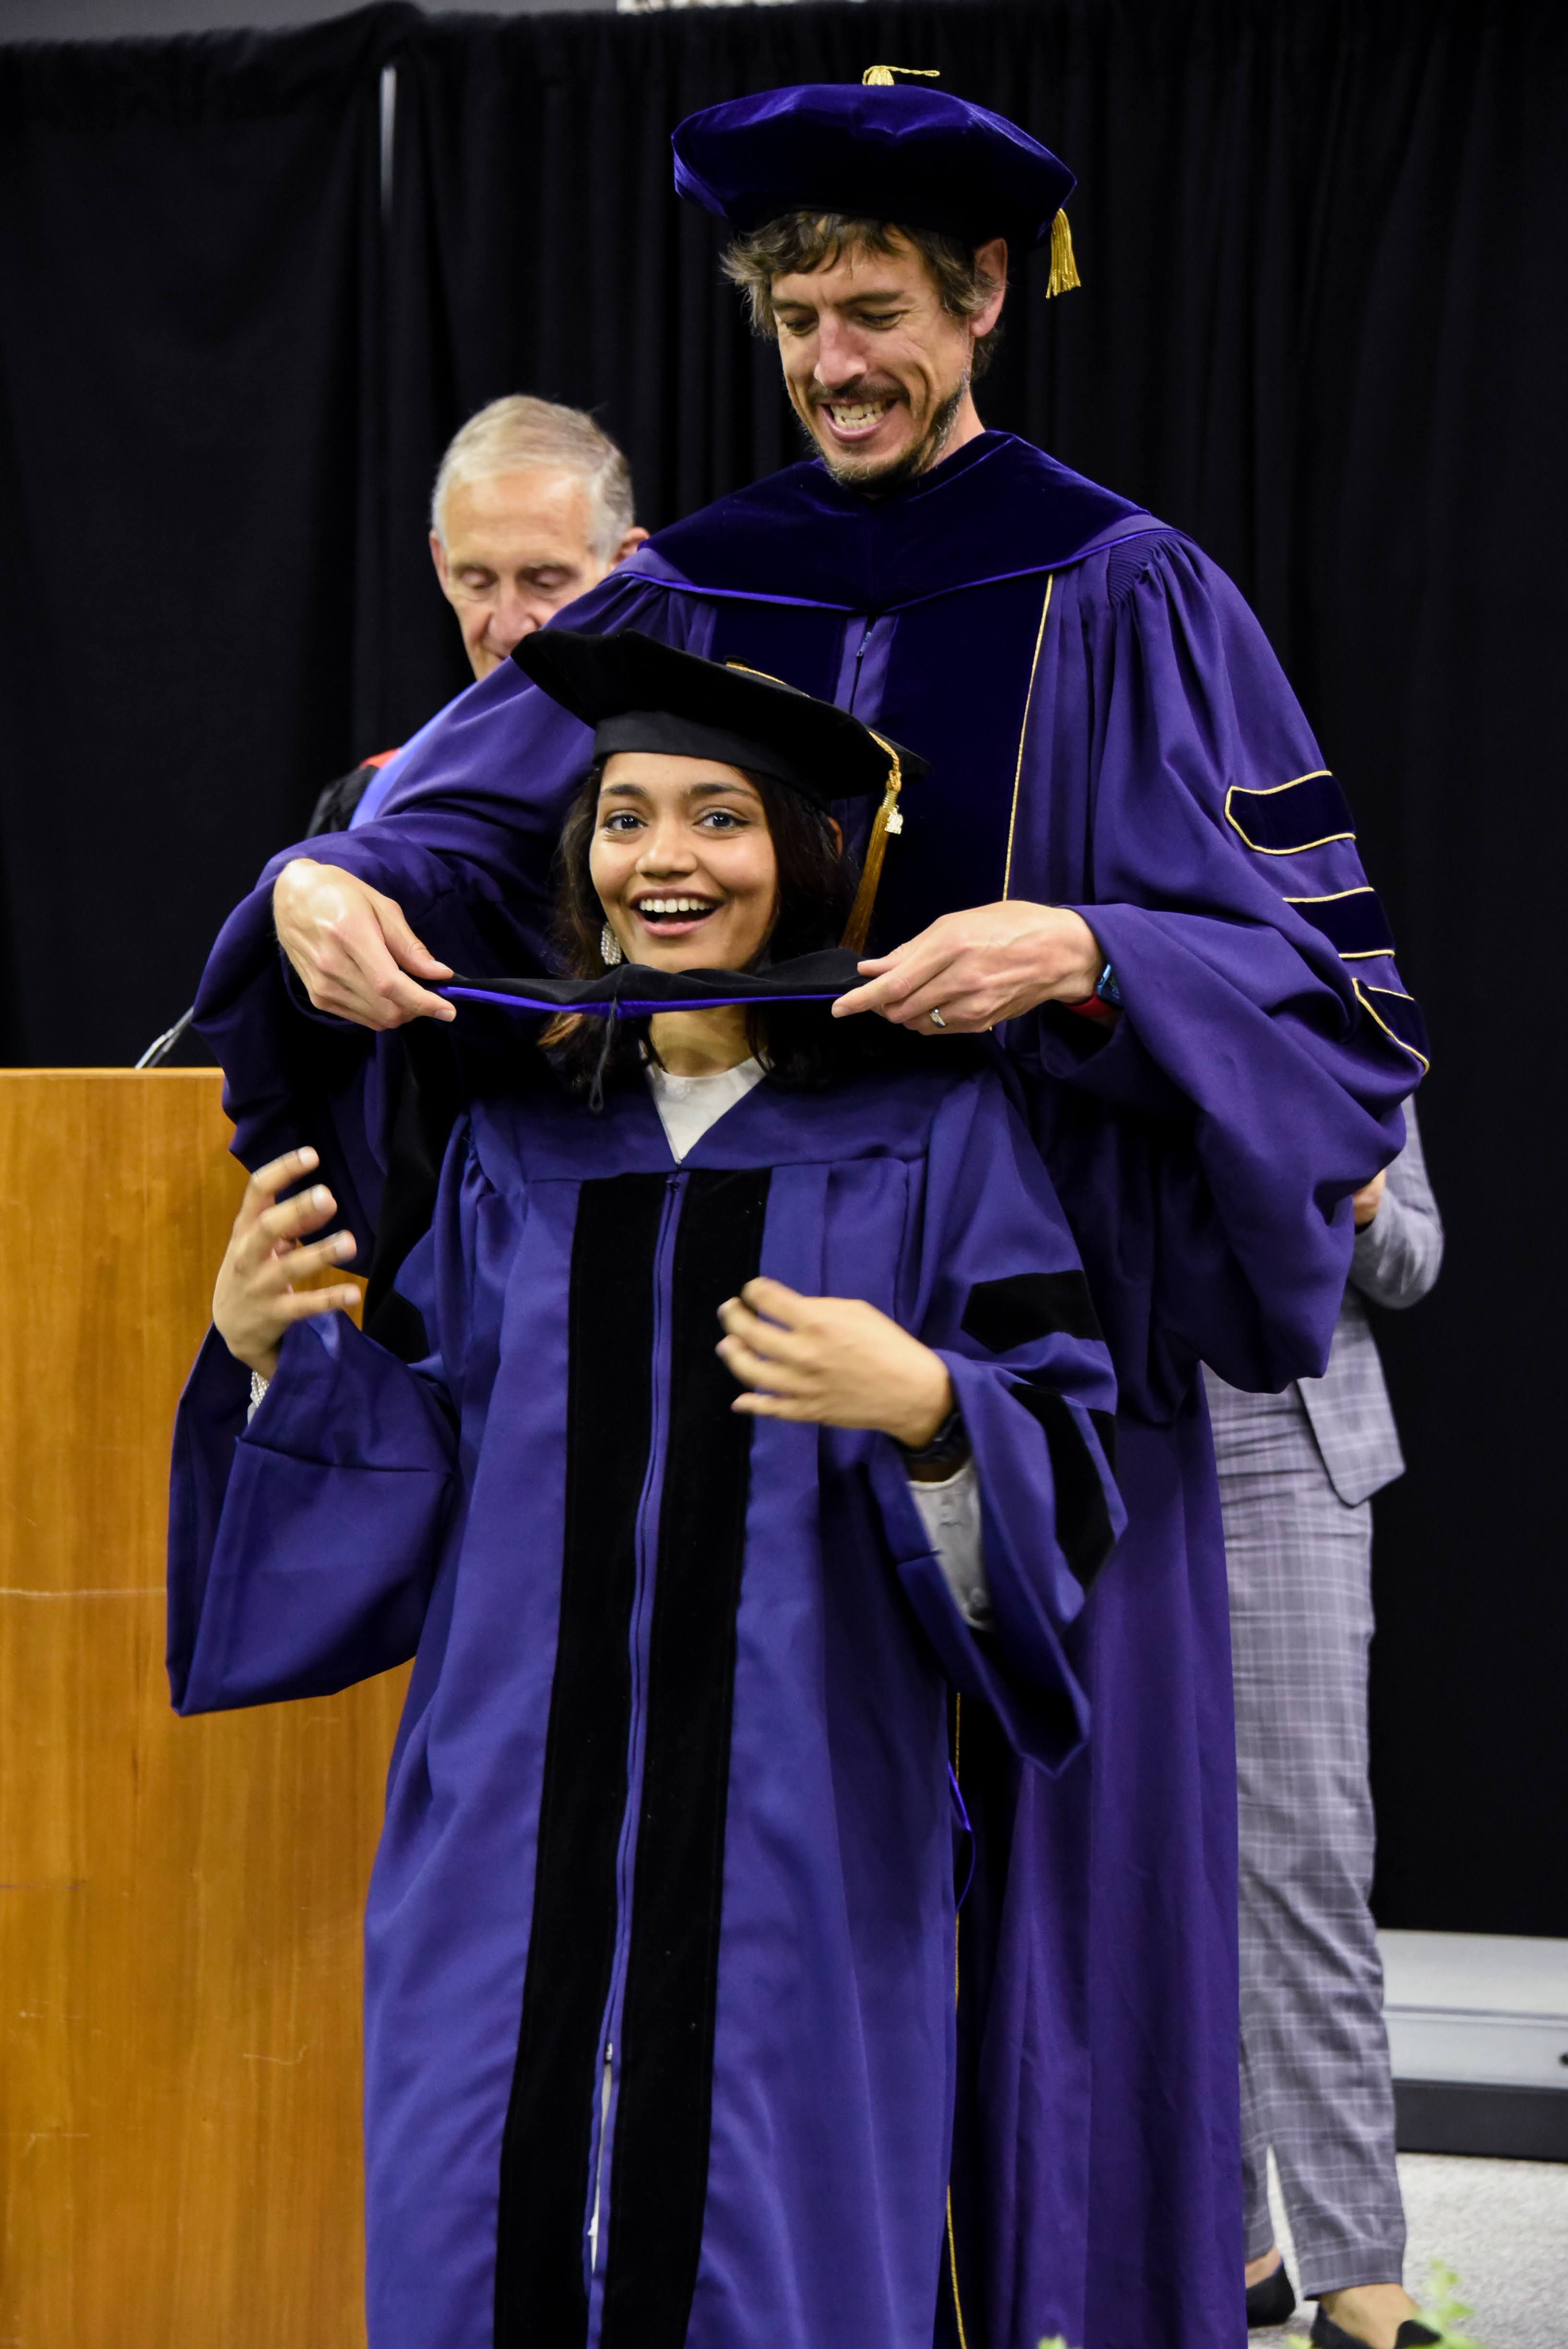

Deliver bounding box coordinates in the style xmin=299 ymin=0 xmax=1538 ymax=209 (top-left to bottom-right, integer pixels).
xmin=672 ymin=67 xmax=1081 ymax=295
xmin=514 ymin=626 xmax=921 ymax=813
xmin=513 ymin=627 xmax=926 ymax=954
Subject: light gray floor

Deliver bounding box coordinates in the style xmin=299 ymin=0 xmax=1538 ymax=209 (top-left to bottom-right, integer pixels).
xmin=1380 ymin=1933 xmax=1568 ymax=2095
xmin=1250 ymin=2152 xmax=1568 ymax=2347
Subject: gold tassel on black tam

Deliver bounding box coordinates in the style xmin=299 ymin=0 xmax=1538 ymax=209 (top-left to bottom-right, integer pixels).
xmin=1047 ymin=208 xmax=1081 ymax=297
xmin=840 ymin=735 xmax=905 ymax=955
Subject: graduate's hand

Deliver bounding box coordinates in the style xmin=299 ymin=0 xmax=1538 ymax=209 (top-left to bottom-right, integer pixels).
xmin=273 ymin=858 xmax=456 ymax=1029
xmin=212 ymin=1146 xmax=362 ymax=1381
xmin=716 ymin=1278 xmax=952 ymax=1447
xmin=831 ymin=900 xmax=1104 ymax=1033
xmin=1352 ymin=1169 xmax=1387 ymax=1228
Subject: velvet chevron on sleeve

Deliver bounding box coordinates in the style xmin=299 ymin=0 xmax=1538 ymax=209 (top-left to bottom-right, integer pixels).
xmin=1007 ymin=533 xmax=1424 ymax=1408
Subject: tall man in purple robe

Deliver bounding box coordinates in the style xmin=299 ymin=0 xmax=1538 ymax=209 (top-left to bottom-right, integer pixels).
xmin=195 ymin=75 xmax=1428 ymax=2349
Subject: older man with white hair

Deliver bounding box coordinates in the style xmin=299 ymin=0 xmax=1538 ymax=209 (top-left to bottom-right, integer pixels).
xmin=309 ymin=394 xmax=646 ymax=833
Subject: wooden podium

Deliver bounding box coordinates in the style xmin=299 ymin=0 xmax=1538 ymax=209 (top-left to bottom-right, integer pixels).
xmin=0 ymin=1073 xmax=405 ymax=2346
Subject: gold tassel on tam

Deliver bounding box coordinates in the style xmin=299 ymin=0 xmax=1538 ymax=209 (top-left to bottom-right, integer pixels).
xmin=721 ymin=661 xmax=908 ymax=954
xmin=840 ymin=735 xmax=905 ymax=955
xmin=1047 ymin=208 xmax=1081 ymax=298
xmin=862 ymin=65 xmax=941 ymax=86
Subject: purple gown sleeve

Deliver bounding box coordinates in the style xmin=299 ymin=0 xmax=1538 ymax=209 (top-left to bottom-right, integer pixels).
xmin=866 ymin=1072 xmax=1125 ymax=1774
xmin=1016 ymin=537 xmax=1428 ymax=1397
xmin=166 ymin=1223 xmax=457 ymax=1716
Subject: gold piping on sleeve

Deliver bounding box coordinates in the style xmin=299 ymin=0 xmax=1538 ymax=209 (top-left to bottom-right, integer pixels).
xmin=1001 ymin=578 xmax=1054 ymax=901
xmin=1238 ymin=767 xmax=1333 ymax=794
xmin=1282 ymin=885 xmax=1393 ymax=960
xmin=1353 ymin=979 xmax=1430 ymax=1074
xmin=1224 ymin=770 xmax=1355 ymax=856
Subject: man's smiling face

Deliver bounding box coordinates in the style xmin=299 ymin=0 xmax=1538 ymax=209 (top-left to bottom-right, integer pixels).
xmin=771 ymin=231 xmax=1006 ymax=490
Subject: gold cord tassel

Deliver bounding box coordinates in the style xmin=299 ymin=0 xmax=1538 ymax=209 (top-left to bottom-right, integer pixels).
xmin=840 ymin=736 xmax=905 ymax=954
xmin=1046 ymin=208 xmax=1081 ymax=298
xmin=862 ymin=65 xmax=940 ymax=86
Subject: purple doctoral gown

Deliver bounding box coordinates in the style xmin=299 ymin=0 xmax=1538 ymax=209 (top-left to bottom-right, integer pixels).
xmin=168 ymin=1054 xmax=1122 ymax=2349
xmin=194 ymin=430 xmax=1426 ymax=2349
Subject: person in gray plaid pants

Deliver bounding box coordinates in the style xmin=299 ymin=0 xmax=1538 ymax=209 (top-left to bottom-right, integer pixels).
xmin=1204 ymin=1098 xmax=1443 ymax=2349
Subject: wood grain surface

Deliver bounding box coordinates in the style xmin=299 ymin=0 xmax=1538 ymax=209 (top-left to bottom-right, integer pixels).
xmin=0 ymin=1073 xmax=404 ymax=2347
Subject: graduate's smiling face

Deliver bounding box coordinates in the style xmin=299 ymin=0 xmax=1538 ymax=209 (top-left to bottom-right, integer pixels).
xmin=591 ymin=754 xmax=781 ymax=970
xmin=771 ymin=232 xmax=1007 ymax=489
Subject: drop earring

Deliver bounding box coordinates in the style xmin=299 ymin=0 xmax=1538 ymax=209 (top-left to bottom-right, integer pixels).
xmin=600 ymin=922 xmax=624 ymax=969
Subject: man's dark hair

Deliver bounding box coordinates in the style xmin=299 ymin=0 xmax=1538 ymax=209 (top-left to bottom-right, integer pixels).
xmin=722 ymin=213 xmax=1005 ymax=378
xmin=545 ymin=759 xmax=928 ymax=1096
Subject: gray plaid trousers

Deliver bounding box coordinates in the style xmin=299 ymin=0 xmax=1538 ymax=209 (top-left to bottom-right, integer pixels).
xmin=1202 ymin=1102 xmax=1440 ymax=2294
xmin=1203 ymin=1374 xmax=1406 ymax=2295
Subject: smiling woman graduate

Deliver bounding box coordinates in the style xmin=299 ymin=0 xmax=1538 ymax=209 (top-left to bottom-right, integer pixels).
xmin=167 ymin=636 xmax=1123 ymax=2349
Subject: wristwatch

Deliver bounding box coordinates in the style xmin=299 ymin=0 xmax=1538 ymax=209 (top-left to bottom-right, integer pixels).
xmin=1067 ymin=957 xmax=1123 ymax=1022
xmin=897 ymin=1404 xmax=970 ymax=1475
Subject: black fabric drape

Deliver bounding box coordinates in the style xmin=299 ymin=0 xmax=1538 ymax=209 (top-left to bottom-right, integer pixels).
xmin=0 ymin=4 xmax=409 ymax=1063
xmin=0 ymin=0 xmax=1564 ymax=1929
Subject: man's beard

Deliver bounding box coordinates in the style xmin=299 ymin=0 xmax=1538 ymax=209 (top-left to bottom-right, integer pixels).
xmin=802 ymin=380 xmax=969 ymax=495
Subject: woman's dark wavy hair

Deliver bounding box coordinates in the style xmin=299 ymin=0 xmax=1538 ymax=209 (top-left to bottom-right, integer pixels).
xmin=545 ymin=758 xmax=925 ymax=1097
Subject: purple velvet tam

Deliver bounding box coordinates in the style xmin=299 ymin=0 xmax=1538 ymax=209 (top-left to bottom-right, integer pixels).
xmin=671 ymin=82 xmax=1074 ymax=251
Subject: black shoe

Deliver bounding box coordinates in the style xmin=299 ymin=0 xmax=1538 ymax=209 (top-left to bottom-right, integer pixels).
xmin=1246 ymin=2259 xmax=1296 ymax=2328
xmin=1309 ymin=2312 xmax=1442 ymax=2349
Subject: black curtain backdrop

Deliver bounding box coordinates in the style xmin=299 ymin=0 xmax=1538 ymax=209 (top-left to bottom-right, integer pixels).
xmin=0 ymin=9 xmax=404 ymax=1065
xmin=0 ymin=0 xmax=1563 ymax=1932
